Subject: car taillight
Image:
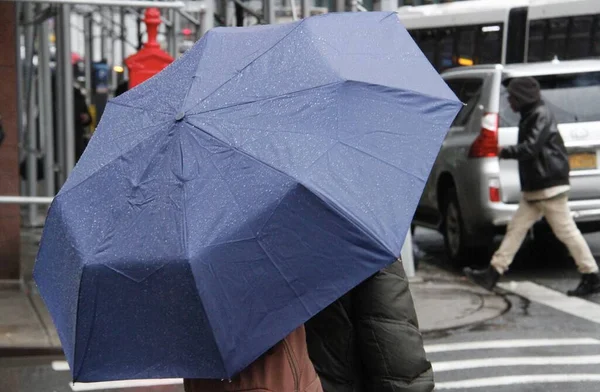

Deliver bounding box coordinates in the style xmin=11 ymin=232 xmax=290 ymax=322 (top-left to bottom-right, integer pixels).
xmin=469 ymin=113 xmax=499 ymax=158
xmin=489 ymin=178 xmax=501 ymax=203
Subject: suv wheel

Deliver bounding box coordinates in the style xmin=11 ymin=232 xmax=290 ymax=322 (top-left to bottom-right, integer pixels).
xmin=441 ymin=187 xmax=470 ymax=266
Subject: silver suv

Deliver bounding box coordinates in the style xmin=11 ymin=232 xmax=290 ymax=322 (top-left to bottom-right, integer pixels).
xmin=414 ymin=60 xmax=600 ymax=264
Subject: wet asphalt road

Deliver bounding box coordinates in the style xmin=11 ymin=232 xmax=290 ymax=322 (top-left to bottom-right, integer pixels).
xmin=2 ymin=228 xmax=600 ymax=392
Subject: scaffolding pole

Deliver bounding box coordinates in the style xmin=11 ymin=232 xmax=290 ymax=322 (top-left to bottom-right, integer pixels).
xmin=263 ymin=0 xmax=275 ymax=24
xmin=110 ymin=7 xmax=117 ymax=93
xmin=201 ymin=0 xmax=215 ymax=35
xmin=55 ymin=5 xmax=65 ymax=187
xmin=56 ymin=4 xmax=76 ymax=183
xmin=0 ymin=197 xmax=54 ymax=205
xmin=15 ymin=2 xmax=25 ymax=170
xmin=167 ymin=9 xmax=177 ymax=58
xmin=100 ymin=7 xmax=106 ymax=60
xmin=120 ymin=7 xmax=127 ymax=73
xmin=39 ymin=18 xmax=55 ymax=197
xmin=380 ymin=0 xmax=396 ymax=11
xmin=84 ymin=14 xmax=94 ymax=104
xmin=400 ymin=230 xmax=415 ymax=278
xmin=333 ymin=0 xmax=344 ymax=12
xmin=23 ymin=3 xmax=39 ymax=226
xmin=301 ymin=0 xmax=310 ymax=18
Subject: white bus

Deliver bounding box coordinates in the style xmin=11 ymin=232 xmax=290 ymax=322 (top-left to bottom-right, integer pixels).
xmin=397 ymin=0 xmax=600 ymax=72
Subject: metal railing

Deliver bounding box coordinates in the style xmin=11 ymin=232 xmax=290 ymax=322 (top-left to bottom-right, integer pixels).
xmin=0 ymin=196 xmax=54 ymax=205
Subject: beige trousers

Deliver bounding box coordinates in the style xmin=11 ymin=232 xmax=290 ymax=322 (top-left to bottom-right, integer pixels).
xmin=491 ymin=195 xmax=598 ymax=274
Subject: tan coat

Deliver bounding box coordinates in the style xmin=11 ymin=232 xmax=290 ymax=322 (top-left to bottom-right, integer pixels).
xmin=184 ymin=326 xmax=323 ymax=392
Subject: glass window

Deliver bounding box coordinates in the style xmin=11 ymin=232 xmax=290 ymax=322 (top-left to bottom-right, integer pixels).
xmin=478 ymin=24 xmax=503 ymax=64
xmin=456 ymin=27 xmax=476 ymax=66
xmin=593 ymin=17 xmax=600 ymax=56
xmin=446 ymin=78 xmax=483 ymax=127
xmin=527 ymin=20 xmax=546 ymax=63
xmin=499 ymin=87 xmax=521 ymax=128
xmin=566 ymin=16 xmax=593 ymax=59
xmin=418 ymin=29 xmax=437 ymax=67
xmin=545 ymin=18 xmax=569 ymax=61
xmin=500 ymin=72 xmax=600 ymax=127
xmin=437 ymin=29 xmax=455 ymax=71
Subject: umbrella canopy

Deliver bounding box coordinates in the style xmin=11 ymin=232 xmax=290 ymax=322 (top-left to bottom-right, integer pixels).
xmin=34 ymin=11 xmax=461 ymax=382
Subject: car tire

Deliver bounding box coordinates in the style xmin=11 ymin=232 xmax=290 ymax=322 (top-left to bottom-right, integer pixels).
xmin=441 ymin=187 xmax=487 ymax=267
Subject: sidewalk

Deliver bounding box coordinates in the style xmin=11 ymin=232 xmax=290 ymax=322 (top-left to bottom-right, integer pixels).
xmin=410 ymin=261 xmax=509 ymax=334
xmin=0 ymin=228 xmax=508 ymax=354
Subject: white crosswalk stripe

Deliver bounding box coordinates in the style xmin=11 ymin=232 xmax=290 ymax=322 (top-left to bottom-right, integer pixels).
xmin=69 ymin=379 xmax=183 ymax=391
xmin=428 ymin=337 xmax=600 ymax=390
xmin=425 ymin=337 xmax=600 ymax=353
xmin=498 ymin=281 xmax=600 ymax=325
xmin=51 ymin=361 xmax=183 ymax=391
xmin=432 ymin=354 xmax=600 ymax=372
xmin=436 ymin=374 xmax=600 ymax=390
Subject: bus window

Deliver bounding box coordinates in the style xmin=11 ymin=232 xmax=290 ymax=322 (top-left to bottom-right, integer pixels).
xmin=545 ymin=18 xmax=569 ymax=61
xmin=438 ymin=29 xmax=455 ymax=71
xmin=566 ymin=16 xmax=593 ymax=59
xmin=527 ymin=20 xmax=546 ymax=63
xmin=506 ymin=7 xmax=527 ymax=64
xmin=456 ymin=27 xmax=476 ymax=66
xmin=479 ymin=25 xmax=503 ymax=64
xmin=418 ymin=29 xmax=437 ymax=67
xmin=593 ymin=17 xmax=600 ymax=57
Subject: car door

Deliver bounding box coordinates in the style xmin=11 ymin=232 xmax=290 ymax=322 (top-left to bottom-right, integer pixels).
xmin=421 ymin=77 xmax=484 ymax=211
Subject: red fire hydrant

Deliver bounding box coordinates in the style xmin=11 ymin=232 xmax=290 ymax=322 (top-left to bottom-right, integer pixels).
xmin=125 ymin=8 xmax=174 ymax=89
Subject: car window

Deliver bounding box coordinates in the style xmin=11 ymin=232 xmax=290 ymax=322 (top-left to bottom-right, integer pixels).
xmin=445 ymin=78 xmax=484 ymax=127
xmin=500 ymin=71 xmax=600 ymax=127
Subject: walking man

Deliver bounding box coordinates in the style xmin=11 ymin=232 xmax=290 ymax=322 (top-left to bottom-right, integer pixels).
xmin=464 ymin=77 xmax=600 ymax=297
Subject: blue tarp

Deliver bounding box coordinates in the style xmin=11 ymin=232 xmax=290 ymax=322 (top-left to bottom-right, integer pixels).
xmin=34 ymin=12 xmax=461 ymax=382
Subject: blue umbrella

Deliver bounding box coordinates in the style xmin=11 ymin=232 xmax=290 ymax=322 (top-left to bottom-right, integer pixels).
xmin=34 ymin=12 xmax=460 ymax=382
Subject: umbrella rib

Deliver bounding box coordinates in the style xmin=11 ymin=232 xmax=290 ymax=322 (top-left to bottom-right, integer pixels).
xmin=184 ymin=121 xmax=298 ymax=185
xmin=184 ymin=129 xmax=258 ymax=237
xmin=255 ymin=238 xmax=312 ymax=316
xmin=56 ymin=120 xmax=174 ymax=200
xmin=338 ymin=141 xmax=426 ymax=182
xmin=184 ymin=20 xmax=307 ymax=115
xmin=338 ymin=81 xmax=461 ymax=127
xmin=188 ymin=81 xmax=342 ymax=117
xmin=106 ymin=99 xmax=174 ymax=116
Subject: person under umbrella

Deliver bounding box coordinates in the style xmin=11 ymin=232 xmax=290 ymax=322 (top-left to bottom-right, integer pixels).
xmin=306 ymin=259 xmax=433 ymax=392
xmin=184 ymin=326 xmax=322 ymax=392
xmin=33 ymin=12 xmax=461 ymax=384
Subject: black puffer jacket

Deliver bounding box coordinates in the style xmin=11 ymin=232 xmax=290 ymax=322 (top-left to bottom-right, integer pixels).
xmin=305 ymin=260 xmax=434 ymax=392
xmin=500 ymin=101 xmax=570 ymax=192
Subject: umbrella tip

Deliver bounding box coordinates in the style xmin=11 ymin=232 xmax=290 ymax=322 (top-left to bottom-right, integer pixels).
xmin=175 ymin=112 xmax=186 ymax=122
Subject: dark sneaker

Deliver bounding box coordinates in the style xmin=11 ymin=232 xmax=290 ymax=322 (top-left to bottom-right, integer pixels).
xmin=567 ymin=273 xmax=600 ymax=297
xmin=463 ymin=266 xmax=500 ymax=291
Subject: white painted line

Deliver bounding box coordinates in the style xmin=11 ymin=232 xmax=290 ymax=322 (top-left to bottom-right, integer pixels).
xmin=498 ymin=280 xmax=600 ymax=325
xmin=435 ymin=374 xmax=600 ymax=389
xmin=52 ymin=361 xmax=70 ymax=371
xmin=70 ymin=378 xmax=183 ymax=391
xmin=433 ymin=355 xmax=600 ymax=372
xmin=425 ymin=338 xmax=600 ymax=353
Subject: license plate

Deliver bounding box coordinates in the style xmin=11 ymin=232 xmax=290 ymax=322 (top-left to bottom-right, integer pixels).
xmin=569 ymin=152 xmax=598 ymax=171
